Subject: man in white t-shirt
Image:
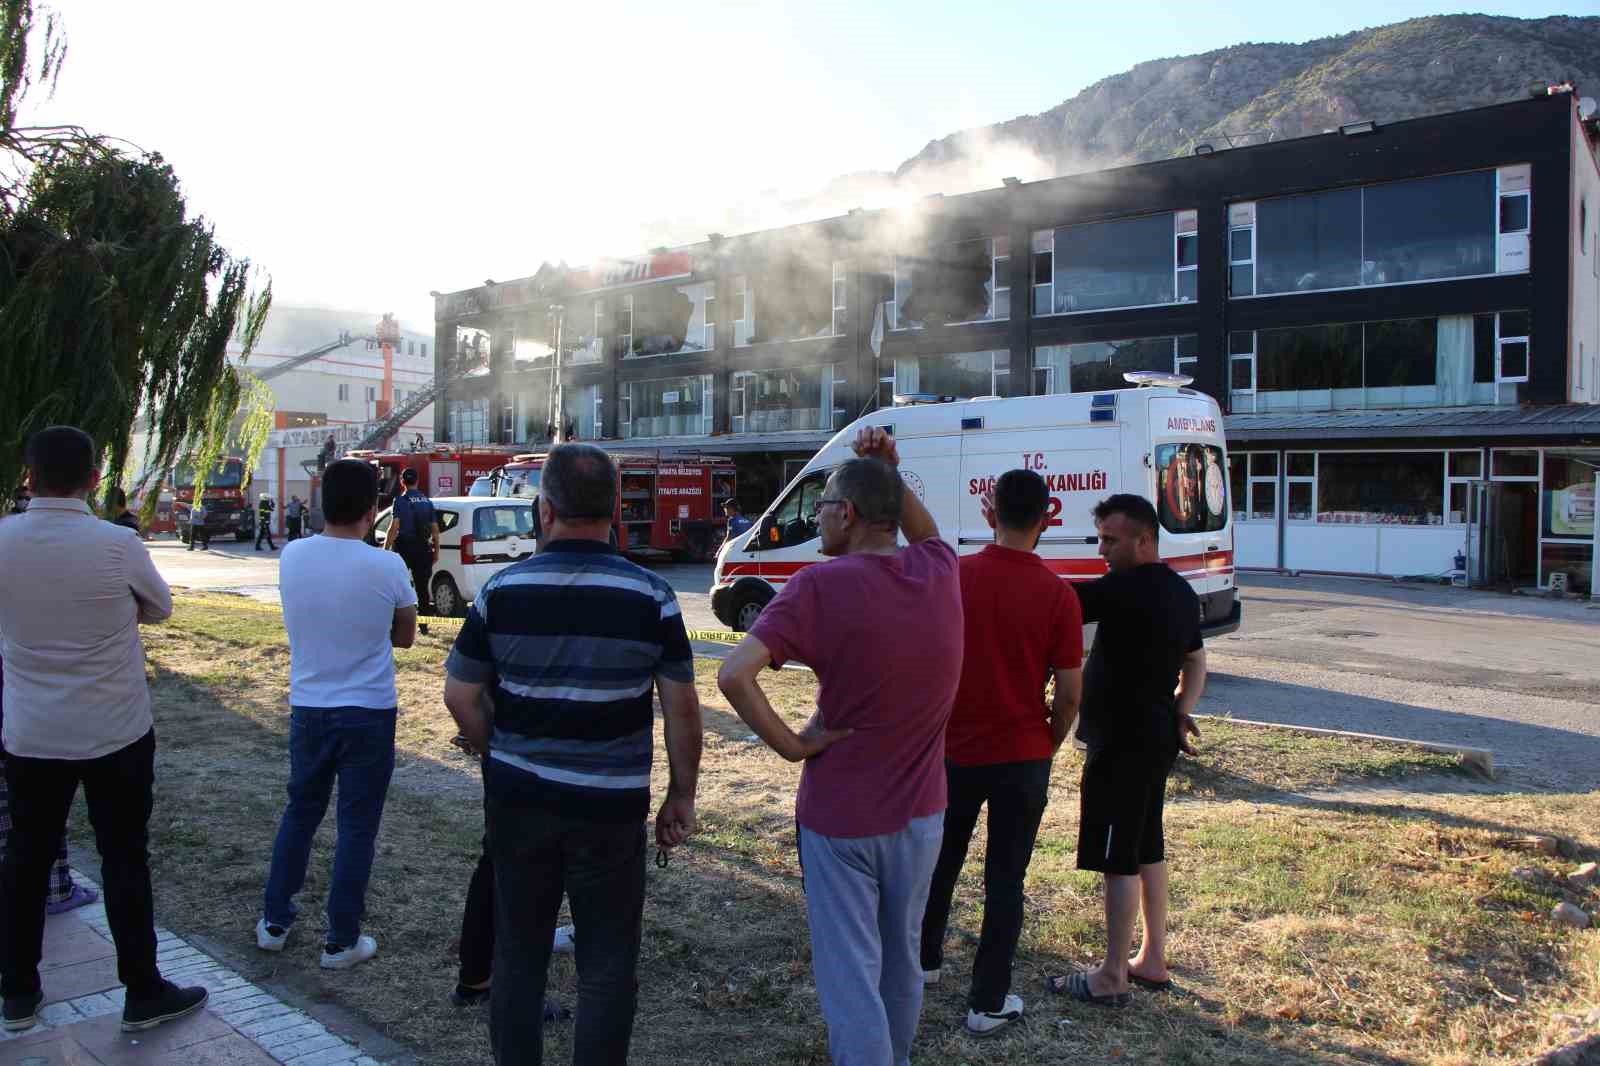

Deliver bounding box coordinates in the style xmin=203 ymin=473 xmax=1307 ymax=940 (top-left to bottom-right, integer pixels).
xmin=256 ymin=459 xmax=417 ymax=970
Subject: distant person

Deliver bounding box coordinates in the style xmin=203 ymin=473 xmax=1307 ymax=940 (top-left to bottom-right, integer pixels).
xmin=186 ymin=500 xmax=210 ymax=551
xmin=255 ymin=493 xmax=277 ymax=551
xmin=257 ymin=459 xmax=417 ymax=971
xmin=722 ymin=499 xmax=752 ymax=540
xmin=719 ymin=427 xmax=960 ymax=1066
xmin=444 ymin=443 xmax=703 ymax=1065
xmin=108 ymin=488 xmax=142 ymax=535
xmin=0 ymin=426 xmax=208 ymax=1034
xmin=384 ymin=468 xmax=440 ymax=619
xmin=318 ymin=435 xmax=337 ymax=474
xmin=1045 ymin=494 xmax=1206 ymax=1008
xmin=920 ymin=471 xmax=1082 ymax=1036
xmin=285 ymin=496 xmax=305 ymax=542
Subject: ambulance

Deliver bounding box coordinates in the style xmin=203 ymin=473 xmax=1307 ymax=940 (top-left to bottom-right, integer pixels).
xmin=710 ymin=372 xmax=1241 ymax=635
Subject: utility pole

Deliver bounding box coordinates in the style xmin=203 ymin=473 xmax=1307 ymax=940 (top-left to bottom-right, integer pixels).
xmin=549 ymin=304 xmax=566 ymax=443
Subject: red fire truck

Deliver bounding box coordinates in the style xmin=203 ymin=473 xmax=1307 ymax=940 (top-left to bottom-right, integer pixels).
xmin=173 ymin=457 xmax=255 ymax=543
xmin=491 ymin=450 xmax=736 ymax=561
xmin=343 ymin=445 xmax=524 ymax=505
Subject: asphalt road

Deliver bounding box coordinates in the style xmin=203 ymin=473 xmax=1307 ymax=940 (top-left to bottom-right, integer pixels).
xmin=152 ymin=537 xmax=1600 ymax=791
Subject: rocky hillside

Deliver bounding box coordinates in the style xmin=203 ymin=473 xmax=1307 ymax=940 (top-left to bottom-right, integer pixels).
xmin=895 ymin=14 xmax=1599 ymax=189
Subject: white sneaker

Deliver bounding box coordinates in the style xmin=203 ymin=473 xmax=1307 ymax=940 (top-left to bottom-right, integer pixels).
xmin=922 ymin=968 xmax=941 ymax=985
xmin=964 ymin=994 xmax=1023 ymax=1036
xmin=553 ymin=924 xmax=576 ymax=955
xmin=320 ymin=935 xmax=378 ymax=970
xmin=255 ymin=918 xmax=288 ymax=953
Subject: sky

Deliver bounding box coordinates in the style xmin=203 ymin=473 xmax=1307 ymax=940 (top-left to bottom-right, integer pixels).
xmin=21 ymin=0 xmax=1598 ymax=331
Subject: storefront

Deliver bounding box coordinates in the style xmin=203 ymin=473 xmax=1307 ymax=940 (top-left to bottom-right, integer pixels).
xmin=1225 ymin=408 xmax=1600 ymax=591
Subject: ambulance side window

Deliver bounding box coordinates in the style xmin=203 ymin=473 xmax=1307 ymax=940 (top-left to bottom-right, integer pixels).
xmin=1155 ymin=443 xmax=1228 ymax=535
xmin=765 ymin=471 xmax=829 ymax=549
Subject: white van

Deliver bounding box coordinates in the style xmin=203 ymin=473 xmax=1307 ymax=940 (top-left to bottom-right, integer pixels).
xmin=710 ymin=379 xmax=1240 ymax=635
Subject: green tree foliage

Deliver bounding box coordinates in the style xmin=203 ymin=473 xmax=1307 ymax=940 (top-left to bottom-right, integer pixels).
xmin=0 ymin=1 xmax=271 ymax=514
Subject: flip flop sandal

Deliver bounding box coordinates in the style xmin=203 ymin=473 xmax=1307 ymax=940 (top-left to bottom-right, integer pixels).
xmin=1045 ymin=971 xmax=1132 ymax=1008
xmin=1129 ymin=974 xmax=1174 ymax=993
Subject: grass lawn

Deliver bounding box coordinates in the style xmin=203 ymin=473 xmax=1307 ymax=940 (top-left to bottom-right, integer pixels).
xmin=88 ymin=593 xmax=1600 ymax=1065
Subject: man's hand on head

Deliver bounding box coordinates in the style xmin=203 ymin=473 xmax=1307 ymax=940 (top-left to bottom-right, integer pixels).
xmin=852 ymin=427 xmax=899 ymax=468
xmin=979 ymin=487 xmax=998 ymax=531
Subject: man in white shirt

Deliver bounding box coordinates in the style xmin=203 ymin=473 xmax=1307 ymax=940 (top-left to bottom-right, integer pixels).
xmin=257 ymin=459 xmax=417 ymax=970
xmin=0 ymin=426 xmax=208 ymax=1034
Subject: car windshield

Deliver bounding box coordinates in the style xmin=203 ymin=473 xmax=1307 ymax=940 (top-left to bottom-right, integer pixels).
xmin=496 ymin=469 xmax=540 ymax=498
xmin=175 ymin=460 xmax=244 ymax=489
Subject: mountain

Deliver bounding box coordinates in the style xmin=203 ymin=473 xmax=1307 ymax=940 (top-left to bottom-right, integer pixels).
xmin=893 ymin=14 xmax=1598 ymax=190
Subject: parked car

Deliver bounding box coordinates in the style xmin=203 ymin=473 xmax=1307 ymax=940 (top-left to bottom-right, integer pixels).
xmin=369 ymin=496 xmax=539 ymax=617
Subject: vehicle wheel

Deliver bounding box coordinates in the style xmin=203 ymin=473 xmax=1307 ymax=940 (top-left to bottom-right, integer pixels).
xmin=731 ymin=587 xmax=772 ymax=632
xmin=431 ymin=573 xmax=464 ymax=618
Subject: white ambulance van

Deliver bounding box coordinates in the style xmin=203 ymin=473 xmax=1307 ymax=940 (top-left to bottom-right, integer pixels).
xmin=710 ymin=374 xmax=1240 ymax=636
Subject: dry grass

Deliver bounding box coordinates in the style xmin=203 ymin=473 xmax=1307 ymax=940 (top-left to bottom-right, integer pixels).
xmin=92 ymin=593 xmax=1600 ymax=1065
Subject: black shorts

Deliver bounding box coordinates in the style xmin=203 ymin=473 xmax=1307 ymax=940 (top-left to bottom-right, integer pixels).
xmin=1076 ymin=748 xmax=1175 ymax=877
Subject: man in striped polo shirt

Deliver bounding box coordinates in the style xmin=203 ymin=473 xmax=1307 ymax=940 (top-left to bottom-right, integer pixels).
xmin=444 ymin=443 xmax=703 ymax=1066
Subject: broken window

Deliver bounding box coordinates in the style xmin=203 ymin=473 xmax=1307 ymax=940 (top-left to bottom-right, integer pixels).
xmin=892 ymin=237 xmax=1008 ymax=329
xmin=624 ymin=282 xmax=713 ymax=357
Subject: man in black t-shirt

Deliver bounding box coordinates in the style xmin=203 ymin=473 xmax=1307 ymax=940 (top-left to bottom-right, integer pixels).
xmin=1047 ymin=493 xmax=1206 ymax=1008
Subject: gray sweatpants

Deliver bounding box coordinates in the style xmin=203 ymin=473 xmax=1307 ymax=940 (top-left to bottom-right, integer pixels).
xmin=800 ymin=812 xmax=944 ymax=1066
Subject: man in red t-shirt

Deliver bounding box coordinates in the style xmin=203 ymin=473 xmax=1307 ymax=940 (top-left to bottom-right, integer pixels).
xmin=919 ymin=469 xmax=1083 ymax=1037
xmin=719 ymin=427 xmax=960 ymax=1066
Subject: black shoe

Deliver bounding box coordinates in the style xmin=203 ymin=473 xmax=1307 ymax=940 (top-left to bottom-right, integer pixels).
xmin=419 ymin=623 xmax=430 ymax=636
xmin=2 ymin=990 xmax=43 ymax=1032
xmin=450 ymin=981 xmax=491 ymax=1007
xmin=122 ymin=981 xmax=208 ymax=1032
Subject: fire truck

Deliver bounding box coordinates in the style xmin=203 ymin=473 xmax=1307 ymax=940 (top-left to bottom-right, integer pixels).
xmin=173 ymin=457 xmax=256 ymax=543
xmin=342 ymin=445 xmax=524 ymax=506
xmin=491 ymin=450 xmax=736 ymax=561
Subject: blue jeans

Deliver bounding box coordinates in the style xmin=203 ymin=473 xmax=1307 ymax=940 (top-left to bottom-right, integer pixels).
xmin=263 ymin=706 xmax=396 ymax=948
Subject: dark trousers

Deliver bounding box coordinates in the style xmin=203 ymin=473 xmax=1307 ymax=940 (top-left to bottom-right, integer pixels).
xmin=1 ymin=730 xmax=162 ymax=1001
xmin=919 ymin=757 xmax=1051 ymax=1012
xmin=486 ymin=791 xmax=644 ymax=1066
xmin=262 ymin=706 xmax=396 ymax=948
xmin=458 ymin=837 xmax=493 ymax=986
xmin=286 ymin=517 xmax=303 ymax=541
xmin=255 ymin=519 xmax=276 ymax=550
xmin=395 ymin=537 xmax=433 ymax=615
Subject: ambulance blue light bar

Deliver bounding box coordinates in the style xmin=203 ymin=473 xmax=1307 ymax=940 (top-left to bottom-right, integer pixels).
xmin=1090 ymin=393 xmax=1117 ymax=422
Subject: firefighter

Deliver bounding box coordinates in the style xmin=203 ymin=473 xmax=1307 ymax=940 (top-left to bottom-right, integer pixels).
xmin=255 ymin=493 xmax=277 ymax=551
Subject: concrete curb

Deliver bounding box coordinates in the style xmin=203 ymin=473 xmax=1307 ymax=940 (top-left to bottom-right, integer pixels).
xmin=1195 ymin=714 xmax=1495 ymax=778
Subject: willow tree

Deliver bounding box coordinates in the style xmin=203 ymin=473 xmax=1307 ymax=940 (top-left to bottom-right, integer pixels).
xmin=0 ymin=0 xmax=272 ymax=514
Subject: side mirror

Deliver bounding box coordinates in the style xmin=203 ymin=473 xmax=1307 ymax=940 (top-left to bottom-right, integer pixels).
xmin=757 ymin=514 xmax=778 ymax=550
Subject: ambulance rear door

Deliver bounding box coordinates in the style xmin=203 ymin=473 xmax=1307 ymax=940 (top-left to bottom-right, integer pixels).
xmin=1144 ymin=393 xmax=1235 ymax=617
xmin=957 ymin=394 xmax=1119 ymax=581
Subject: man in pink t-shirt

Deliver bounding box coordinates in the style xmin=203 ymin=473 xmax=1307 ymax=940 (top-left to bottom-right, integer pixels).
xmin=719 ymin=427 xmax=961 ymax=1066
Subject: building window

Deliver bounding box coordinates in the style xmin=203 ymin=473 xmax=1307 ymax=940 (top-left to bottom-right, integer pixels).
xmin=1034 ymin=335 xmax=1198 ymax=394
xmin=1257 ymin=323 xmax=1364 ymax=395
xmin=1040 ymin=211 xmax=1195 ymax=314
xmin=1316 ymin=452 xmax=1446 ymax=526
xmin=337 ymin=383 xmax=350 ymax=402
xmin=1228 ymin=203 xmax=1255 ymax=296
xmin=1228 ymin=452 xmax=1278 ymax=523
xmin=1229 ymin=331 xmax=1256 ymax=413
xmin=612 ymin=293 xmax=634 ymax=360
xmin=420 ymin=343 xmax=428 ymax=360
xmin=448 ymin=397 xmax=489 ymax=445
xmin=1285 ymin=452 xmax=1316 ymax=521
xmin=622 ymin=282 xmax=714 ymax=358
xmin=1174 ymin=211 xmax=1198 ymax=303
xmin=731 ymin=366 xmax=834 ymax=433
xmin=1245 ymin=169 xmax=1509 ymax=297
xmin=1447 ymin=449 xmax=1483 ymax=524
xmin=622 ymin=374 xmax=713 ymax=438
xmin=831 ymin=262 xmax=848 ymax=337
xmin=891 ymin=350 xmax=1007 ymax=400
xmin=1032 ymin=229 xmax=1054 ymax=315
xmin=733 ymin=276 xmax=753 ymax=348
xmin=878 ymin=369 xmax=894 ymax=409
xmin=365 ymin=386 xmax=377 ymax=404
xmin=562 ymin=383 xmax=601 ymax=440
xmin=892 ymin=237 xmax=1009 ymax=329
xmin=1496 ymin=310 xmax=1530 ymax=384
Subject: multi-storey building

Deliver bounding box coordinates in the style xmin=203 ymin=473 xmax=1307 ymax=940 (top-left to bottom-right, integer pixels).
xmin=433 ymin=90 xmax=1600 ymax=591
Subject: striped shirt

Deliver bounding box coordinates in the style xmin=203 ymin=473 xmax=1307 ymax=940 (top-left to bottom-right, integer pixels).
xmin=445 ymin=539 xmax=693 ymax=821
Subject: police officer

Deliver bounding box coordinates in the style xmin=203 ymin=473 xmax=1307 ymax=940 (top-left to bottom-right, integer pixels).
xmin=285 ymin=495 xmax=305 ymax=541
xmin=383 ymin=468 xmax=439 ymax=620
xmin=255 ymin=493 xmax=277 ymax=551
xmin=187 ymin=500 xmax=210 ymax=551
